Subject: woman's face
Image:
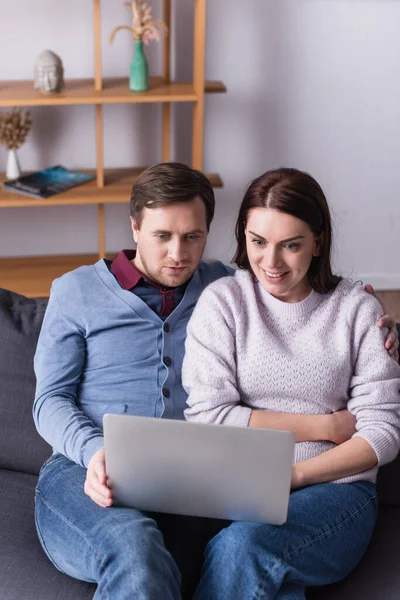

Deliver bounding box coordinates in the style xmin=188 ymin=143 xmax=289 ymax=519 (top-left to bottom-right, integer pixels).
xmin=245 ymin=208 xmax=320 ymax=303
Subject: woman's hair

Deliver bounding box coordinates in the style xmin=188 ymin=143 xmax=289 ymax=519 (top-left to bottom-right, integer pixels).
xmin=233 ymin=167 xmax=342 ymax=294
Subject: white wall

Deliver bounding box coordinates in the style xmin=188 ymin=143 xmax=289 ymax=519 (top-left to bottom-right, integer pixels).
xmin=0 ymin=0 xmax=399 ymax=288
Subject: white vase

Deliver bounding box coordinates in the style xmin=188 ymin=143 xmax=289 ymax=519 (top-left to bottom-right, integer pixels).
xmin=6 ymin=149 xmax=21 ymax=180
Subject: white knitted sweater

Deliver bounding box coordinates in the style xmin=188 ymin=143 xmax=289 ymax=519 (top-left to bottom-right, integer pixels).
xmin=183 ymin=270 xmax=400 ymax=484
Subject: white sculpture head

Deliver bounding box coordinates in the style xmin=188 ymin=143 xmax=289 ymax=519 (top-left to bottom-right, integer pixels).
xmin=34 ymin=50 xmax=64 ymax=94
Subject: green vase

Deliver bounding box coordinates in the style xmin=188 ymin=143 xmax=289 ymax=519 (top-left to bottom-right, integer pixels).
xmin=130 ymin=41 xmax=149 ymax=92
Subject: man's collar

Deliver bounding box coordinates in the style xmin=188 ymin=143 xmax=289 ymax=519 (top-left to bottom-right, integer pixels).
xmin=111 ymin=250 xmax=174 ymax=291
xmin=111 ymin=250 xmax=142 ymax=290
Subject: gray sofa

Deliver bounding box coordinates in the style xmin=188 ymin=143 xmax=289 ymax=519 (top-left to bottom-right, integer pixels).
xmin=1 ymin=286 xmax=400 ymax=600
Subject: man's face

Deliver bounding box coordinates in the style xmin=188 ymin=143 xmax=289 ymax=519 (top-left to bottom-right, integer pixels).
xmin=131 ymin=197 xmax=208 ymax=287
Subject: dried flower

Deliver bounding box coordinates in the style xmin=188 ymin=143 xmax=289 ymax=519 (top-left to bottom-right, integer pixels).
xmin=0 ymin=108 xmax=32 ymax=150
xmin=109 ymin=1 xmax=168 ymax=46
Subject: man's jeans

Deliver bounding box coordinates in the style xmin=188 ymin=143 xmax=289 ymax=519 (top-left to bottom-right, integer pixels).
xmin=35 ymin=454 xmax=219 ymax=599
xmin=35 ymin=454 xmax=377 ymax=600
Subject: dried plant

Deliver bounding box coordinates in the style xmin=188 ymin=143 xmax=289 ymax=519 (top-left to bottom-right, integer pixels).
xmin=0 ymin=108 xmax=32 ymax=150
xmin=109 ymin=1 xmax=168 ymax=46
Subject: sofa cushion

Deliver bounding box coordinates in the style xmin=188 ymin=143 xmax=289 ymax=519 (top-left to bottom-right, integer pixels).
xmin=376 ymin=452 xmax=400 ymax=506
xmin=0 ymin=469 xmax=96 ymax=599
xmin=374 ymin=324 xmax=400 ymax=506
xmin=0 ymin=289 xmax=51 ymax=474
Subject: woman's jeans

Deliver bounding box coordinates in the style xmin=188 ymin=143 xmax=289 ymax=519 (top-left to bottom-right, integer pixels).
xmin=35 ymin=454 xmax=378 ymax=600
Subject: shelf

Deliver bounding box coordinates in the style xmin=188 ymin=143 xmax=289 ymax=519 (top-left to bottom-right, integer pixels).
xmin=0 ymin=77 xmax=227 ymax=107
xmin=0 ymin=168 xmax=223 ymax=208
xmin=0 ymin=253 xmax=117 ymax=298
xmin=204 ymin=81 xmax=227 ymax=94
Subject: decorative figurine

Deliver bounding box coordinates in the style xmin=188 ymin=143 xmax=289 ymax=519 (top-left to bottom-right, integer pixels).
xmin=109 ymin=1 xmax=168 ymax=92
xmin=34 ymin=50 xmax=64 ymax=94
xmin=0 ymin=108 xmax=33 ymax=179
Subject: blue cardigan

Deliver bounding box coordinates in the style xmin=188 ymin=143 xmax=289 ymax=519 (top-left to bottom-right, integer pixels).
xmin=33 ymin=258 xmax=232 ymax=467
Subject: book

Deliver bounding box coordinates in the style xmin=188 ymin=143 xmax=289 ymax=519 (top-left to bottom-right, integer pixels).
xmin=2 ymin=165 xmax=95 ymax=199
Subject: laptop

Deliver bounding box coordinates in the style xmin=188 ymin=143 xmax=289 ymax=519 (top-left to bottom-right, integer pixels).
xmin=103 ymin=414 xmax=295 ymax=525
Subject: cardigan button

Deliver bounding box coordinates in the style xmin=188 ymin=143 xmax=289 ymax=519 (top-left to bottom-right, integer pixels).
xmin=164 ymin=323 xmax=170 ymax=333
xmin=164 ymin=357 xmax=172 ymax=367
xmin=163 ymin=387 xmax=170 ymax=398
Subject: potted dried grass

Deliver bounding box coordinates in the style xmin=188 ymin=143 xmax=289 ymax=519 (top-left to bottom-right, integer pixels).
xmin=0 ymin=108 xmax=32 ymax=180
xmin=110 ymin=1 xmax=168 ymax=92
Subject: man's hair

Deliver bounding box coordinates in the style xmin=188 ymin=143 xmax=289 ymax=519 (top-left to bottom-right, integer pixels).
xmin=130 ymin=162 xmax=215 ymax=230
xmin=233 ymin=167 xmax=342 ymax=294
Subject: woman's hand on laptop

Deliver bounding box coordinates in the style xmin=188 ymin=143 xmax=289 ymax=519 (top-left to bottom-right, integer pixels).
xmin=84 ymin=447 xmax=113 ymax=508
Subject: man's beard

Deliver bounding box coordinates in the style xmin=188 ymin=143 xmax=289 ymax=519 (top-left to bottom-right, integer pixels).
xmin=137 ymin=249 xmax=194 ymax=288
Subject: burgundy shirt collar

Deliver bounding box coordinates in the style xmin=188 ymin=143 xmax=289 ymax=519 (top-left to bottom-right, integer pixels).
xmin=111 ymin=249 xmax=171 ymax=291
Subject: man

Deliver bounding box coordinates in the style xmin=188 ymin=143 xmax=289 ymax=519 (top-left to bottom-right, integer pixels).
xmin=33 ymin=162 xmax=398 ymax=600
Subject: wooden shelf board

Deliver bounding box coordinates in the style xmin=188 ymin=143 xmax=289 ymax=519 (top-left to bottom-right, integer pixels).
xmin=204 ymin=81 xmax=226 ymax=94
xmin=0 ymin=253 xmax=117 ymax=298
xmin=0 ymin=77 xmax=226 ymax=107
xmin=0 ymin=169 xmax=223 ymax=208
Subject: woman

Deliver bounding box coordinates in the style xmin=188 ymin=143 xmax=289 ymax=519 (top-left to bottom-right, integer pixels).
xmin=182 ymin=168 xmax=400 ymax=600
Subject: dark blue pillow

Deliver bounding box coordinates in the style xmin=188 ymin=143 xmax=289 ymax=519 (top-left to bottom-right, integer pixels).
xmin=0 ymin=289 xmax=51 ymax=474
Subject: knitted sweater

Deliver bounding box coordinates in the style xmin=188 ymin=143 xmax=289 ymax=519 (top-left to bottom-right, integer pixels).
xmin=183 ymin=270 xmax=400 ymax=484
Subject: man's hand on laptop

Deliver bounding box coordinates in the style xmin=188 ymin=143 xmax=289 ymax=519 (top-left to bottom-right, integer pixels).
xmin=84 ymin=448 xmax=113 ymax=508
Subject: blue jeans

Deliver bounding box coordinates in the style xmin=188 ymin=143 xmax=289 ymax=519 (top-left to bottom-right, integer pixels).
xmin=35 ymin=454 xmax=218 ymax=600
xmin=194 ymin=479 xmax=378 ymax=600
xmin=35 ymin=454 xmax=377 ymax=600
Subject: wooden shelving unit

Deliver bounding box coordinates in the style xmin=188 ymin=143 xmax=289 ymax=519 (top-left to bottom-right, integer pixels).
xmin=0 ymin=0 xmax=226 ymax=298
